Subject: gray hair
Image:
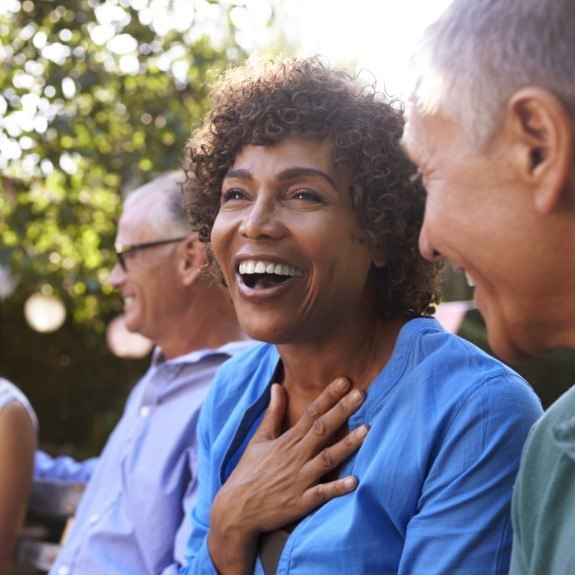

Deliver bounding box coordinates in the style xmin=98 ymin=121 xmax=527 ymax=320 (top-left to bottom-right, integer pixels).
xmin=410 ymin=0 xmax=575 ymax=149
xmin=124 ymin=171 xmax=191 ymax=236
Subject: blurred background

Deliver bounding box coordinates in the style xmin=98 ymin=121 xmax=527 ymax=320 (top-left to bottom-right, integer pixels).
xmin=1 ymin=0 xmax=573 ymax=459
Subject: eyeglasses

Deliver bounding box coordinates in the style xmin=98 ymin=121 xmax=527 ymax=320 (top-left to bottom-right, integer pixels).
xmin=114 ymin=237 xmax=187 ymax=272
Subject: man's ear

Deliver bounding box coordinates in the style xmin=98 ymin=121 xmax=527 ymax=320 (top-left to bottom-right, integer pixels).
xmin=506 ymin=87 xmax=573 ymax=213
xmin=179 ymin=234 xmax=206 ymax=285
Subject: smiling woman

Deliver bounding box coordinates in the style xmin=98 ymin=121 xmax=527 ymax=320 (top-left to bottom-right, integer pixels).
xmin=212 ymin=136 xmax=387 ymax=345
xmin=179 ymin=56 xmax=542 ymax=575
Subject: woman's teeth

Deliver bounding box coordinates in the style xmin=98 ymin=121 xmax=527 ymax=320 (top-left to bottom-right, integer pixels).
xmin=239 ymin=260 xmax=303 ymax=278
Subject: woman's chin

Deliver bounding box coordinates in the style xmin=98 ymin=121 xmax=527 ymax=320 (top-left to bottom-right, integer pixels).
xmin=240 ymin=320 xmax=305 ymax=347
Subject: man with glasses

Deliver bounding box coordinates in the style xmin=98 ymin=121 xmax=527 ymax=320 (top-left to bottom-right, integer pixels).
xmin=35 ymin=171 xmax=252 ymax=575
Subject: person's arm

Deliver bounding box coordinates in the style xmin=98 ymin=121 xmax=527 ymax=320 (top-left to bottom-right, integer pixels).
xmin=0 ymin=402 xmax=36 ymax=565
xmin=397 ymin=374 xmax=542 ymax=575
xmin=182 ymin=378 xmax=368 ymax=575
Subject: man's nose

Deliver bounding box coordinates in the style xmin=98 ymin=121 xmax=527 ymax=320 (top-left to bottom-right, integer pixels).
xmin=418 ymin=224 xmax=444 ymax=262
xmin=108 ymin=261 xmax=126 ymax=287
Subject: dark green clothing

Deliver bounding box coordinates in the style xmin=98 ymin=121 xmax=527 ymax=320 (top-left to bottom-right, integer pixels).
xmin=510 ymin=385 xmax=575 ymax=574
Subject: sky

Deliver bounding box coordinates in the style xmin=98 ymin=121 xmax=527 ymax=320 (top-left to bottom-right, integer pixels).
xmin=1 ymin=0 xmax=455 ymax=108
xmin=278 ymin=0 xmax=454 ymax=101
xmin=0 ymin=0 xmax=455 ymax=175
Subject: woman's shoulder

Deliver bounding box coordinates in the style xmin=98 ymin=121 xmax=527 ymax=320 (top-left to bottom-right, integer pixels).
xmin=402 ymin=317 xmax=520 ymax=375
xmin=394 ymin=318 xmax=540 ymax=405
xmin=216 ymin=341 xmax=278 ymax=378
xmin=205 ymin=342 xmax=278 ymax=407
xmin=198 ymin=343 xmax=279 ymax=445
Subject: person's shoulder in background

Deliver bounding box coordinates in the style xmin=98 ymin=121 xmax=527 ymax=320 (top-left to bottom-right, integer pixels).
xmin=0 ymin=376 xmax=37 ymax=565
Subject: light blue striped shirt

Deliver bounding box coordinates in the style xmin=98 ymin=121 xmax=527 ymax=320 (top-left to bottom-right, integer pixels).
xmin=34 ymin=341 xmax=254 ymax=575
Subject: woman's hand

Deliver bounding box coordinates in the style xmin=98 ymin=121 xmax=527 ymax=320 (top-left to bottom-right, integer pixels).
xmin=208 ymin=377 xmax=368 ymax=575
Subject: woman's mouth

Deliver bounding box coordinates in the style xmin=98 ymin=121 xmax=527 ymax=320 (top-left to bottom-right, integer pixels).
xmin=238 ymin=259 xmax=303 ymax=289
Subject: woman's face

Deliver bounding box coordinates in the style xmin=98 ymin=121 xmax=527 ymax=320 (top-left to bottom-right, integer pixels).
xmin=211 ymin=135 xmax=383 ymax=345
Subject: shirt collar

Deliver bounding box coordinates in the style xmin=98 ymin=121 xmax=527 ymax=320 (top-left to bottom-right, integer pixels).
xmin=151 ymin=339 xmax=255 ymax=368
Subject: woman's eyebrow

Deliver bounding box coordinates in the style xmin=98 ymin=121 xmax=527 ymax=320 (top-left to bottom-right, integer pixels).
xmin=277 ymin=167 xmax=338 ymax=189
xmin=223 ymin=168 xmax=253 ymax=181
xmin=224 ymin=166 xmax=340 ymax=190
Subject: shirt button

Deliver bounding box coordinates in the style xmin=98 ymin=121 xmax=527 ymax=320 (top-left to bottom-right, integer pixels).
xmin=140 ymin=405 xmax=150 ymax=417
xmin=88 ymin=513 xmax=99 ymax=524
xmin=57 ymin=567 xmax=70 ymax=575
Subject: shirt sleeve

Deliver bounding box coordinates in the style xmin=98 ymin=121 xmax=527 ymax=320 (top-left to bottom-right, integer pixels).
xmin=178 ymin=394 xmax=220 ymax=575
xmin=34 ymin=450 xmax=97 ymax=482
xmin=398 ymin=373 xmax=542 ymax=575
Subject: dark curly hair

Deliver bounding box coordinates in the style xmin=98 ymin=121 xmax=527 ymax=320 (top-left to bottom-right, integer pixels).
xmin=182 ymin=56 xmax=441 ymax=318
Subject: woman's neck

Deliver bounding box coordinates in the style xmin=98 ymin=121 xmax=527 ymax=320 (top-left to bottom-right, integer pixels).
xmin=277 ymin=315 xmax=408 ymax=404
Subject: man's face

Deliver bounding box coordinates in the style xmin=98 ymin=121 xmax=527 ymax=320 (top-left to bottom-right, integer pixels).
xmin=109 ymin=196 xmax=183 ymax=344
xmin=403 ymin=107 xmax=558 ymax=363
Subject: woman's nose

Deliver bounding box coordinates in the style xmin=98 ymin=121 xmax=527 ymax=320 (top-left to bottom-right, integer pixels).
xmin=238 ymin=198 xmax=285 ymax=240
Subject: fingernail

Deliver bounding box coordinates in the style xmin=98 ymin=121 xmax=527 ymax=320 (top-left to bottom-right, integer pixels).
xmin=335 ymin=378 xmax=349 ymax=392
xmin=355 ymin=424 xmax=368 ymax=438
xmin=350 ymin=389 xmax=363 ymax=403
xmin=342 ymin=476 xmax=357 ymax=490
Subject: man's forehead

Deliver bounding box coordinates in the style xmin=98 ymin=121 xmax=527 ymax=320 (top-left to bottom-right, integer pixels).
xmin=116 ymin=202 xmax=157 ymax=241
xmin=401 ymin=110 xmax=427 ymax=163
xmin=403 ymin=108 xmax=456 ymax=165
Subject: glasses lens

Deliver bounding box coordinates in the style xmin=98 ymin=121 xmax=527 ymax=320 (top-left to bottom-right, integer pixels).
xmin=114 ymin=237 xmax=185 ymax=273
xmin=115 ymin=251 xmax=127 ymax=272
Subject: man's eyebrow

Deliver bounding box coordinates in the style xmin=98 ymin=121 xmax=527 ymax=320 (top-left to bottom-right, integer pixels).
xmin=409 ymin=168 xmax=424 ymax=184
xmin=399 ymin=134 xmax=427 ymax=171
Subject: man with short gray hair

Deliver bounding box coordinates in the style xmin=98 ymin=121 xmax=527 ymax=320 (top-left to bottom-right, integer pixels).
xmin=36 ymin=171 xmax=252 ymax=575
xmin=402 ymin=1 xmax=575 ymax=573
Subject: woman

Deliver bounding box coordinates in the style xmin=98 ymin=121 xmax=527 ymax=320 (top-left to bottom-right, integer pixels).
xmin=0 ymin=377 xmax=37 ymax=567
xmin=181 ymin=56 xmax=542 ymax=574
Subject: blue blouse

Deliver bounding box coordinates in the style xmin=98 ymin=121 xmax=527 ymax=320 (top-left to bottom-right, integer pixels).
xmin=182 ymin=318 xmax=542 ymax=574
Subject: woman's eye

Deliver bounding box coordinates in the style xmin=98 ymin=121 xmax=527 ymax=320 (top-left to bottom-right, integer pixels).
xmin=292 ymin=189 xmax=323 ymax=202
xmin=221 ymin=188 xmax=246 ymax=202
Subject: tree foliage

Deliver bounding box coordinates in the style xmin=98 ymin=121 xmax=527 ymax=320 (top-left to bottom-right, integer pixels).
xmin=0 ymin=0 xmax=248 ymax=327
xmin=0 ymin=0 xmax=257 ymax=453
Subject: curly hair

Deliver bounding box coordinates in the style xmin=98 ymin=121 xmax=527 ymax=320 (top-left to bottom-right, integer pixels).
xmin=182 ymin=55 xmax=441 ymax=318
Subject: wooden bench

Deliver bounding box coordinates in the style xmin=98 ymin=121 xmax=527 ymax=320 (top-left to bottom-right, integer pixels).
xmin=14 ymin=479 xmax=85 ymax=574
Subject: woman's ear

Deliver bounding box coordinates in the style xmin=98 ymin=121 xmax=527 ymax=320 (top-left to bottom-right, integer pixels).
xmin=371 ymin=246 xmax=388 ymax=268
xmin=179 ymin=234 xmax=207 ymax=285
xmin=359 ymin=230 xmax=388 ymax=268
xmin=506 ymin=87 xmax=573 ymax=214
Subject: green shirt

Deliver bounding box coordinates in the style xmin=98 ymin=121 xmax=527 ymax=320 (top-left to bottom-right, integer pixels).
xmin=510 ymin=385 xmax=575 ymax=574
